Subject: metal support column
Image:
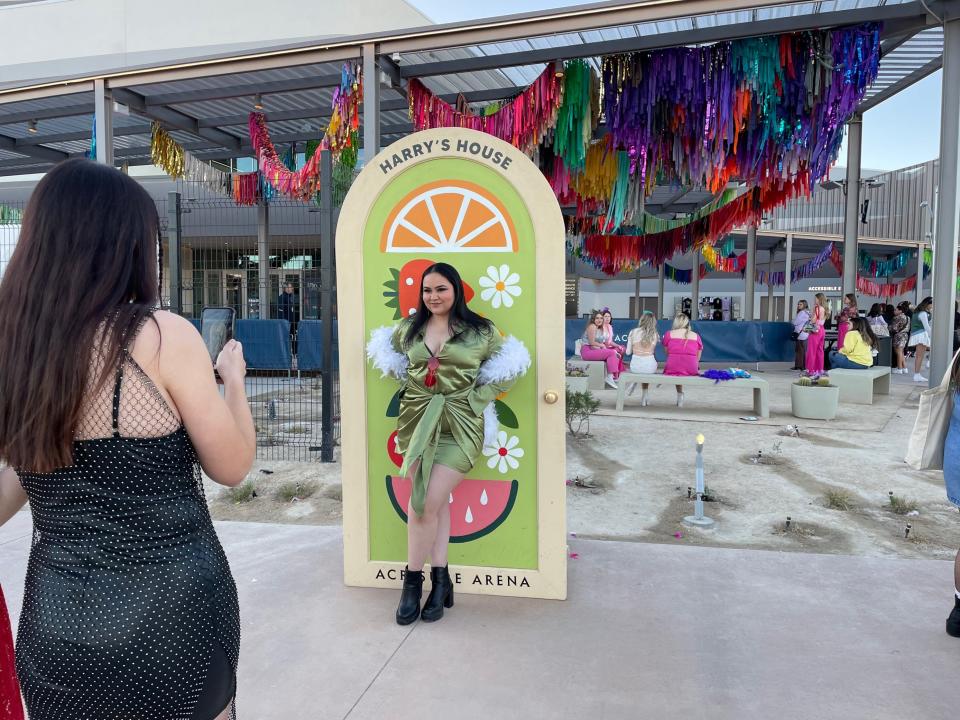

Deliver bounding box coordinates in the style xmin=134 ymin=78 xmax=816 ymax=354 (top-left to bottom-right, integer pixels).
xmin=766 ymin=249 xmax=775 ymax=321
xmin=931 ymin=17 xmax=960 ymax=387
xmin=690 ymin=249 xmax=700 ymax=319
xmin=257 ymin=201 xmax=270 ymax=319
xmin=784 ymin=233 xmax=793 ymax=321
xmin=744 ymin=225 xmax=757 ymax=321
xmin=166 ymin=192 xmax=182 ymax=314
xmin=94 ymin=78 xmax=114 ymax=165
xmin=320 ymin=150 xmax=336 ymax=463
xmin=634 ymin=268 xmax=641 ymax=319
xmin=363 ymin=43 xmax=381 ymax=161
xmin=657 ymin=263 xmax=665 ymax=318
xmin=842 ymin=113 xmax=863 ymax=299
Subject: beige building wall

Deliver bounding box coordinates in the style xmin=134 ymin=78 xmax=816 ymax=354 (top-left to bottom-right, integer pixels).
xmin=0 ymin=0 xmax=432 ymax=84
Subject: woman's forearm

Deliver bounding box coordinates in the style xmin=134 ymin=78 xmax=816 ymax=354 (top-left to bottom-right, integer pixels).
xmin=223 ymin=378 xmax=257 ymax=459
xmin=0 ymin=466 xmax=27 ymax=527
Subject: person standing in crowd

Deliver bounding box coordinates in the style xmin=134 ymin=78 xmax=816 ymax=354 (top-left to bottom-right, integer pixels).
xmin=910 ymin=296 xmax=933 ymax=383
xmin=367 ymin=262 xmax=529 ymax=625
xmin=882 ymin=302 xmax=895 ymax=326
xmin=940 ymin=350 xmax=960 ymax=638
xmin=792 ymin=299 xmax=811 ymax=371
xmin=601 ymin=309 xmax=627 ymax=359
xmin=0 ymin=159 xmax=255 ymax=720
xmin=836 ymin=293 xmax=858 ymax=348
xmin=277 ymin=281 xmax=299 ymax=355
xmin=581 ymin=311 xmax=623 ymax=389
xmin=662 ymin=312 xmax=703 ymax=408
xmin=867 ymin=303 xmax=889 ymax=338
xmin=805 ymin=293 xmax=829 ymax=373
xmin=624 ymin=311 xmax=660 ymax=406
xmin=890 ymin=301 xmax=911 ymax=374
xmin=829 ymin=317 xmax=878 ymax=370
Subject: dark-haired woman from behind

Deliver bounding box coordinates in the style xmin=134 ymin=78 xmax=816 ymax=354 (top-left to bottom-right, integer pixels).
xmin=0 ymin=159 xmax=255 ymax=720
xmin=368 ymin=262 xmax=530 ymax=625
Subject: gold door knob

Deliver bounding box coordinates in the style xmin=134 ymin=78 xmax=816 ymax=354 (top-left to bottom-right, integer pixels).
xmin=543 ymin=390 xmax=559 ymax=404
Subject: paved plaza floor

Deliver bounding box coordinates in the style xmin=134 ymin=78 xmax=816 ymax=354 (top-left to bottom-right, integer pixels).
xmin=1 ymin=511 xmax=957 ymax=720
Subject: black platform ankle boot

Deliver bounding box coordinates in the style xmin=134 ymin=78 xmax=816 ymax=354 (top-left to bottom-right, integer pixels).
xmin=421 ymin=566 xmax=454 ymax=622
xmin=396 ymin=567 xmax=424 ymax=626
xmin=947 ymin=595 xmax=960 ymax=638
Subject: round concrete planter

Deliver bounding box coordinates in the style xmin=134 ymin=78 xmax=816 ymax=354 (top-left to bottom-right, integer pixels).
xmin=565 ymin=376 xmax=590 ymax=394
xmin=791 ymin=383 xmax=839 ymax=420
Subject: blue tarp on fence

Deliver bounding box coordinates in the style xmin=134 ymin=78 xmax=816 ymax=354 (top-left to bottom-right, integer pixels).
xmin=297 ymin=320 xmax=339 ymax=371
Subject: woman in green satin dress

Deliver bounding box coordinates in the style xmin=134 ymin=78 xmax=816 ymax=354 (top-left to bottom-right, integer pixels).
xmin=367 ymin=262 xmax=530 ymax=625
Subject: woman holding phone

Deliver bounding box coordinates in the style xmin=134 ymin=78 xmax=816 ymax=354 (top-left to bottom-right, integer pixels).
xmin=0 ymin=159 xmax=255 ymax=720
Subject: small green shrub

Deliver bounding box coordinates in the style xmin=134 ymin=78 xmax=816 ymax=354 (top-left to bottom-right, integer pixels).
xmin=824 ymin=489 xmax=853 ymax=511
xmin=274 ymin=480 xmax=319 ymax=502
xmin=226 ymin=480 xmax=257 ymax=504
xmin=887 ymin=492 xmax=918 ymax=515
xmin=565 ymin=387 xmax=600 ymax=438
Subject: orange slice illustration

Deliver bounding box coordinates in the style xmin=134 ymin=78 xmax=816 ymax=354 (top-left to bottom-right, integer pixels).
xmin=381 ymin=179 xmax=517 ymax=253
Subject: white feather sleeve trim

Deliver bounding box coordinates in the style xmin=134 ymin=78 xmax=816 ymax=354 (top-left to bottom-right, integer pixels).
xmin=482 ymin=402 xmax=499 ymax=448
xmin=366 ymin=325 xmax=408 ymax=380
xmin=477 ymin=335 xmax=531 ymax=386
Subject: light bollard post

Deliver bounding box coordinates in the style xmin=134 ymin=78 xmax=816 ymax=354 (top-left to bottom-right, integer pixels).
xmin=683 ymin=433 xmax=715 ymax=528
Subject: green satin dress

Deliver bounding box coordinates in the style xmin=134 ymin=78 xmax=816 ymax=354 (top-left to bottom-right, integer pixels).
xmin=391 ymin=321 xmax=515 ymax=516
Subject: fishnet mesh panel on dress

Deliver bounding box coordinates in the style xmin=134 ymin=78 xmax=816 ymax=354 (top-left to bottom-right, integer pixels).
xmin=75 ymin=348 xmax=181 ymax=441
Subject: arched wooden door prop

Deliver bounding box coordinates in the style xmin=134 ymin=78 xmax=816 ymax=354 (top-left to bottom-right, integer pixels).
xmin=338 ymin=128 xmax=566 ymax=599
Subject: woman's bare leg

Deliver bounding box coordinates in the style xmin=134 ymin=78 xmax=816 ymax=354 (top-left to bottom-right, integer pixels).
xmin=212 ymin=706 xmax=230 ymax=720
xmin=954 ymin=549 xmax=959 ymax=595
xmin=894 ymin=346 xmax=904 ymax=369
xmin=915 ymin=344 xmax=926 ymax=373
xmin=431 ymin=499 xmax=452 ymax=567
xmin=407 ymin=462 xmax=463 ymax=571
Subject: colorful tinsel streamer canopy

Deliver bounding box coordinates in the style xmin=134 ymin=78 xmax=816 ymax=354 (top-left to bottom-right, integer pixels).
xmin=408 ymin=61 xmax=565 ymax=154
xmin=601 ymin=24 xmax=881 ymax=196
xmin=829 ymin=246 xmax=919 ymax=297
xmin=151 ymin=122 xmax=232 ymax=198
xmin=250 ymin=62 xmax=362 ymax=200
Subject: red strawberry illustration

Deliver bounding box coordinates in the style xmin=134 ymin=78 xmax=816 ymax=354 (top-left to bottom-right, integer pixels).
xmin=383 ymin=258 xmax=475 ymax=319
xmin=387 ymin=430 xmax=403 ymax=468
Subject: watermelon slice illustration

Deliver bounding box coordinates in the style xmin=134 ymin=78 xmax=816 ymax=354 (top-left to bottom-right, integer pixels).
xmin=385 ymin=475 xmax=518 ymax=543
xmin=383 ymin=258 xmax=475 ymax=319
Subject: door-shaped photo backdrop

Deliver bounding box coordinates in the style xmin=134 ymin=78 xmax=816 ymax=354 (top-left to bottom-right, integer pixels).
xmin=338 ymin=128 xmax=566 ymax=599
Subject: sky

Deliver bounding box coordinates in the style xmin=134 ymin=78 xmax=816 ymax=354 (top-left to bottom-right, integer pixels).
xmin=408 ymin=0 xmax=943 ymax=172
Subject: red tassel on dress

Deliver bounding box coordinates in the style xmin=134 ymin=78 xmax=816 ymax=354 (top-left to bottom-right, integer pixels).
xmin=0 ymin=585 xmax=24 ymax=720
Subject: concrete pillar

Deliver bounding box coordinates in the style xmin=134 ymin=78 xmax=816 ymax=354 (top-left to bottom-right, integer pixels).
xmin=657 ymin=263 xmax=665 ymax=318
xmin=363 ymin=43 xmax=381 ymax=161
xmin=744 ymin=225 xmax=757 ymax=320
xmin=842 ymin=113 xmax=863 ymax=299
xmin=931 ymin=17 xmax=960 ymax=387
xmin=634 ymin=268 xmax=641 ymax=319
xmin=94 ymin=78 xmax=114 ymax=165
xmin=690 ymin=249 xmax=700 ymax=320
xmin=766 ymin=248 xmax=775 ymax=321
xmin=784 ymin=233 xmax=793 ymax=321
xmin=257 ymin=201 xmax=270 ymax=319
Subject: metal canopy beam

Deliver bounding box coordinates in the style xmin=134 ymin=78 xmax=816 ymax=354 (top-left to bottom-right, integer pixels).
xmin=112 ymin=88 xmax=241 ymax=151
xmin=143 ymin=73 xmax=344 ymax=106
xmin=383 ymin=0 xmax=932 ymax=56
xmin=858 ymin=56 xmax=943 ymax=112
xmin=16 ymin=124 xmax=149 ymax=146
xmin=0 ymin=102 xmax=93 ymax=125
xmin=0 ymin=133 xmax=68 ymax=163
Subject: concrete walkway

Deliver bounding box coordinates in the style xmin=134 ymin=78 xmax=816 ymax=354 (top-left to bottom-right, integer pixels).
xmin=1 ymin=512 xmax=957 ymax=719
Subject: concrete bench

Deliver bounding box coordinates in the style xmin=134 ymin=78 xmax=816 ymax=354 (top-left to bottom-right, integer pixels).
xmin=566 ymin=357 xmax=606 ymax=392
xmin=829 ymin=366 xmax=891 ymax=404
xmin=615 ymin=372 xmax=770 ymax=417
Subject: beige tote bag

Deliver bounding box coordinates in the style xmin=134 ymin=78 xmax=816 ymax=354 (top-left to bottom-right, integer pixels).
xmin=906 ymin=347 xmax=960 ymax=470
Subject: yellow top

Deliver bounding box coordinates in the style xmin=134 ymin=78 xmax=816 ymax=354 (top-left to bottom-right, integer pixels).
xmin=840 ymin=330 xmax=873 ymax=367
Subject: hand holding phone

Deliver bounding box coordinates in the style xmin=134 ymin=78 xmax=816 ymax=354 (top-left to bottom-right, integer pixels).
xmin=215 ymin=339 xmax=246 ymax=386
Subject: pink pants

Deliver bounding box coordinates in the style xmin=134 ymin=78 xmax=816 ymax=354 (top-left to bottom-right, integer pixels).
xmin=805 ymin=327 xmax=825 ymax=373
xmin=581 ymin=346 xmax=623 ymax=378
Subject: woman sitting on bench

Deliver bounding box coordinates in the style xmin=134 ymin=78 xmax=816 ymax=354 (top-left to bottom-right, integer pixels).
xmin=624 ymin=311 xmax=660 ymax=406
xmin=662 ymin=312 xmax=703 ymax=408
xmin=580 ymin=311 xmax=624 ymax=389
xmin=829 ymin=317 xmax=878 ymax=370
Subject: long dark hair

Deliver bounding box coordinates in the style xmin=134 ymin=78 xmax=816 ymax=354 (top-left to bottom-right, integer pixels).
xmin=403 ymin=262 xmax=491 ymax=346
xmin=849 ymin=316 xmax=878 ymax=349
xmin=867 ymin=303 xmax=883 ymax=318
xmin=917 ymin=296 xmax=933 ymax=314
xmin=0 ymin=159 xmax=160 ymax=472
xmin=897 ymin=300 xmax=912 ymax=317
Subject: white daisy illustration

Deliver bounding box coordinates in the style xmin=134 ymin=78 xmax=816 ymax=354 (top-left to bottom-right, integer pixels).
xmin=482 ymin=431 xmax=524 ymax=474
xmin=478 ymin=264 xmax=522 ymax=309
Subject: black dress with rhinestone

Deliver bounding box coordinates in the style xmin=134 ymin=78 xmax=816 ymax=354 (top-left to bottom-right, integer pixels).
xmin=14 ymin=319 xmax=240 ymax=720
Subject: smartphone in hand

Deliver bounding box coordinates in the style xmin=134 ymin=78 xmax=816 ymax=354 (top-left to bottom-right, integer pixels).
xmin=200 ymin=307 xmax=236 ymax=381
